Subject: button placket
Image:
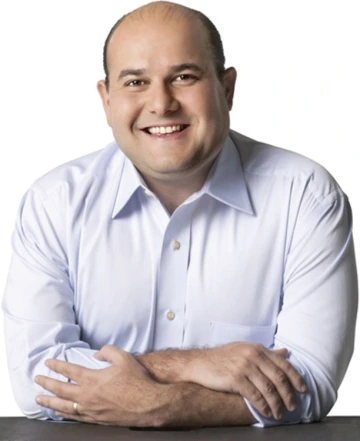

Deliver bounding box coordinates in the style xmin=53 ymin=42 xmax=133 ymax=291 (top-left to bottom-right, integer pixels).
xmin=154 ymin=205 xmax=193 ymax=349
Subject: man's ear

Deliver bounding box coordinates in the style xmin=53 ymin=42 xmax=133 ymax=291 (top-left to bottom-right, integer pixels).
xmin=97 ymin=80 xmax=112 ymax=127
xmin=222 ymin=67 xmax=237 ymax=110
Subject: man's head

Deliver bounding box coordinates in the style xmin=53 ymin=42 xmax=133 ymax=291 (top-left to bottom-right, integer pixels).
xmin=97 ymin=1 xmax=237 ymax=189
xmin=103 ymin=2 xmax=226 ymax=90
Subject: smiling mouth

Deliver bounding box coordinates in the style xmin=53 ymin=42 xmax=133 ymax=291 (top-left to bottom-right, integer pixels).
xmin=143 ymin=124 xmax=189 ymax=135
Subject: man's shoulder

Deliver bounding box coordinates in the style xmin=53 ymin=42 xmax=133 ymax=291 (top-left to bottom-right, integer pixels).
xmin=230 ymin=130 xmax=328 ymax=178
xmin=29 ymin=141 xmax=124 ymax=200
xmin=229 ymin=129 xmax=343 ymax=200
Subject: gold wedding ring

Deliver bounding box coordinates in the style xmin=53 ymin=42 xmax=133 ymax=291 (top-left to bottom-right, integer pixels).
xmin=73 ymin=402 xmax=80 ymax=415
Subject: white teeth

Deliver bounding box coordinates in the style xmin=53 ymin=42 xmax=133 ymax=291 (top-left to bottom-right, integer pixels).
xmin=148 ymin=125 xmax=182 ymax=135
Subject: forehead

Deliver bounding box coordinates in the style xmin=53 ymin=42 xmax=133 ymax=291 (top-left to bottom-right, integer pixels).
xmin=107 ymin=15 xmax=211 ymax=71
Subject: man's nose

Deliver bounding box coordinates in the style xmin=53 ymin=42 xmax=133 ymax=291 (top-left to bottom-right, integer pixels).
xmin=147 ymin=82 xmax=179 ymax=116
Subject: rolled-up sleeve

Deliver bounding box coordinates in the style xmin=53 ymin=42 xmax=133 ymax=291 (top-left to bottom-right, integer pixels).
xmin=2 ymin=185 xmax=109 ymax=420
xmin=246 ymin=191 xmax=358 ymax=427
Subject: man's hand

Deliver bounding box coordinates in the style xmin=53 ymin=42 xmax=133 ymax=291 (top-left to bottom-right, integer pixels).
xmin=34 ymin=347 xmax=168 ymax=426
xmin=183 ymin=342 xmax=307 ymax=420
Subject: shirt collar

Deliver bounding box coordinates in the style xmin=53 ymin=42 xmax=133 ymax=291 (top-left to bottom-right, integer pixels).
xmin=112 ymin=134 xmax=254 ymax=218
xmin=111 ymin=153 xmax=145 ymax=218
xmin=204 ymin=135 xmax=254 ymax=214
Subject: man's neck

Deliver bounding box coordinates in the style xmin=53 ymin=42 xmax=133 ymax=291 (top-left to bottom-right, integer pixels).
xmin=142 ymin=166 xmax=212 ymax=215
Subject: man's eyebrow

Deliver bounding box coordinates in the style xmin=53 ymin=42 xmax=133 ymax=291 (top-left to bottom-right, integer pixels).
xmin=170 ymin=63 xmax=204 ymax=74
xmin=116 ymin=64 xmax=204 ymax=82
xmin=117 ymin=69 xmax=147 ymax=80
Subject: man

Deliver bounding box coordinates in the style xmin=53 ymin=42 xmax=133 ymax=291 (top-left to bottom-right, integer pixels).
xmin=2 ymin=0 xmax=358 ymax=428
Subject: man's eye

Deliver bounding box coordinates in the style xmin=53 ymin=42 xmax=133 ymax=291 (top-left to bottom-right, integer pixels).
xmin=126 ymin=80 xmax=145 ymax=87
xmin=174 ymin=74 xmax=198 ymax=83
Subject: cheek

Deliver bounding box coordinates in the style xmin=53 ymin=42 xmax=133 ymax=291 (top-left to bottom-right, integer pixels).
xmin=197 ymin=87 xmax=227 ymax=121
xmin=109 ymin=96 xmax=141 ymax=132
xmin=199 ymin=96 xmax=230 ymax=148
xmin=199 ymin=96 xmax=229 ymax=131
xmin=209 ymin=94 xmax=231 ymax=132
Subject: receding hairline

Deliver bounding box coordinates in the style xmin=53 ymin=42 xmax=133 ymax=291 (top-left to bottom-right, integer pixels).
xmin=124 ymin=1 xmax=197 ymax=23
xmin=103 ymin=1 xmax=226 ymax=87
xmin=106 ymin=2 xmax=210 ymax=58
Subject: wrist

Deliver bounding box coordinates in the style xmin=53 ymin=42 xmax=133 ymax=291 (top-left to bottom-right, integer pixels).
xmin=135 ymin=349 xmax=200 ymax=384
xmin=150 ymin=382 xmax=199 ymax=427
xmin=182 ymin=347 xmax=213 ymax=384
xmin=145 ymin=383 xmax=177 ymax=427
xmin=181 ymin=348 xmax=204 ymax=383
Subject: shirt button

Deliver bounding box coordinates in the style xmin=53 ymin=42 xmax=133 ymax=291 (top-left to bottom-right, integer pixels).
xmin=166 ymin=310 xmax=176 ymax=321
xmin=172 ymin=240 xmax=181 ymax=250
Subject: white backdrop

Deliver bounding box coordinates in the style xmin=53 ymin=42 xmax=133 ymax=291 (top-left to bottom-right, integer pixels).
xmin=0 ymin=0 xmax=359 ymax=417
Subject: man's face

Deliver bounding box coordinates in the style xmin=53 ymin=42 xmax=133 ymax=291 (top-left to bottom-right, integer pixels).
xmin=98 ymin=15 xmax=236 ymax=185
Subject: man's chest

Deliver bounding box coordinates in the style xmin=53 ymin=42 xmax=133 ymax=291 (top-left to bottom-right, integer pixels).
xmin=70 ymin=196 xmax=288 ymax=352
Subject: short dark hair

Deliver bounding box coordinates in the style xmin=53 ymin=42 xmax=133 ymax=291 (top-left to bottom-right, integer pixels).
xmin=102 ymin=5 xmax=226 ymax=89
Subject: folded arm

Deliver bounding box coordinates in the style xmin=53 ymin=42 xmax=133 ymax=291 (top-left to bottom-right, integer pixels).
xmin=249 ymin=191 xmax=358 ymax=427
xmin=35 ymin=348 xmax=257 ymax=427
xmin=2 ymin=186 xmax=111 ymax=419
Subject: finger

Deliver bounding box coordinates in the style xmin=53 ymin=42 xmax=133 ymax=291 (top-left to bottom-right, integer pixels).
xmin=98 ymin=344 xmax=127 ymax=364
xmin=34 ymin=375 xmax=80 ymax=401
xmin=273 ymin=348 xmax=288 ymax=357
xmin=54 ymin=412 xmax=96 ymax=424
xmin=247 ymin=368 xmax=285 ymax=420
xmin=35 ymin=394 xmax=80 ymax=416
xmin=93 ymin=351 xmax=104 ymax=361
xmin=267 ymin=351 xmax=307 ymax=393
xmin=45 ymin=359 xmax=92 ymax=384
xmin=237 ymin=378 xmax=273 ymax=418
xmin=257 ymin=354 xmax=298 ymax=412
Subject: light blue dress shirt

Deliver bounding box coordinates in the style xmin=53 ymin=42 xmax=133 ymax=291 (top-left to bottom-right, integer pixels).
xmin=2 ymin=131 xmax=358 ymax=427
